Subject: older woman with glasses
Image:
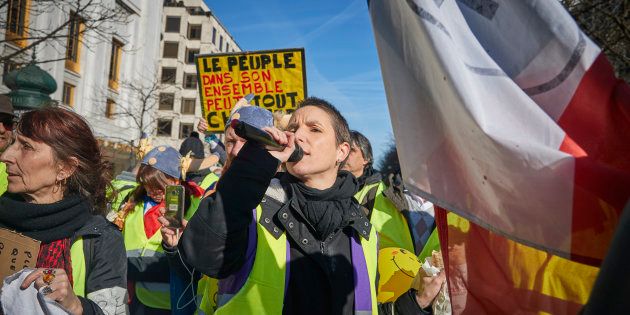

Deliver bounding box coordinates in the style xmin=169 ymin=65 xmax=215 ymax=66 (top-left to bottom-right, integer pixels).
xmin=0 ymin=106 xmax=127 ymax=315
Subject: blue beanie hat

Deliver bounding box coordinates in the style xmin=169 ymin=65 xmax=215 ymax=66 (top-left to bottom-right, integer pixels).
xmin=225 ymin=106 xmax=274 ymax=131
xmin=141 ymin=146 xmax=182 ymax=179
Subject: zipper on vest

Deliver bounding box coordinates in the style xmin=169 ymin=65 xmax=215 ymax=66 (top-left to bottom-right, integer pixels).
xmin=320 ymin=230 xmax=339 ymax=255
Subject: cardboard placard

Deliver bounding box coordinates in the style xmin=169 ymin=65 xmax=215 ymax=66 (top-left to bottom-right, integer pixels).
xmin=0 ymin=228 xmax=40 ymax=280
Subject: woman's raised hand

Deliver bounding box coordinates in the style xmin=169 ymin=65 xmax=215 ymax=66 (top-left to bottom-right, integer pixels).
xmin=262 ymin=126 xmax=295 ymax=163
xmin=158 ymin=210 xmax=188 ymax=248
xmin=415 ymin=270 xmax=446 ymax=309
xmin=197 ymin=118 xmax=209 ymax=134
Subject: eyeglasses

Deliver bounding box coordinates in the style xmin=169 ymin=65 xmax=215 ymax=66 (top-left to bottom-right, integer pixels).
xmin=0 ymin=116 xmax=14 ymax=130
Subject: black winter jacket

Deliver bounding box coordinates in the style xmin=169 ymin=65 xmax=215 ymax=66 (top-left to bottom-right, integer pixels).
xmin=0 ymin=196 xmax=128 ymax=315
xmin=72 ymin=215 xmax=128 ymax=315
xmin=179 ymin=143 xmax=430 ymax=314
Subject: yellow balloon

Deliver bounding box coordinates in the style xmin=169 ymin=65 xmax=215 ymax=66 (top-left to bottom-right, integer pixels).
xmin=377 ymin=247 xmax=421 ymax=303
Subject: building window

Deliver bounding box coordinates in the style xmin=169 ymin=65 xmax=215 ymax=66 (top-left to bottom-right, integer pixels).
xmin=6 ymin=0 xmax=30 ymax=47
xmin=105 ymin=99 xmax=115 ymax=118
xmin=219 ymin=35 xmax=223 ymax=51
xmin=212 ymin=27 xmax=216 ymax=44
xmin=157 ymin=119 xmax=172 ymax=136
xmin=159 ymin=93 xmax=174 ymax=110
xmin=226 ymin=43 xmax=230 ymax=51
xmin=163 ymin=42 xmax=179 ymax=59
xmin=62 ymin=83 xmax=75 ymax=107
xmin=179 ymin=123 xmax=194 ymax=139
xmin=181 ymin=98 xmax=196 ymax=115
xmin=161 ymin=67 xmax=176 ymax=84
xmin=165 ymin=16 xmax=180 ymax=33
xmin=185 ymin=48 xmax=199 ymax=64
xmin=188 ymin=24 xmax=201 ymax=40
xmin=65 ymin=12 xmax=83 ymax=73
xmin=108 ymin=39 xmax=123 ymax=90
xmin=183 ymin=73 xmax=197 ymax=89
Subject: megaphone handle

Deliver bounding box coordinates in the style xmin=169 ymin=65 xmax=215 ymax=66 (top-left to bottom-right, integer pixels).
xmin=288 ymin=145 xmax=303 ymax=163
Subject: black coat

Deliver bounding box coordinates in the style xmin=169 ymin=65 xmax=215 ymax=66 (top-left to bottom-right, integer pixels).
xmin=179 ymin=143 xmax=430 ymax=314
xmin=72 ymin=215 xmax=128 ymax=315
xmin=0 ymin=195 xmax=128 ymax=315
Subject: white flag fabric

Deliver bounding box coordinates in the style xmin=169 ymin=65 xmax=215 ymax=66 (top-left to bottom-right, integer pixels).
xmin=369 ymin=0 xmax=630 ymax=263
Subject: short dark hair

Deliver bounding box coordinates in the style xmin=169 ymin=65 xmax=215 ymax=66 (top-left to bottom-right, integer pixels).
xmin=297 ymin=97 xmax=351 ymax=146
xmin=350 ymin=130 xmax=373 ymax=166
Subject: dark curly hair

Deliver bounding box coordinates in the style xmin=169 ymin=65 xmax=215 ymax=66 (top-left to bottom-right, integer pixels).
xmin=16 ymin=107 xmax=113 ymax=215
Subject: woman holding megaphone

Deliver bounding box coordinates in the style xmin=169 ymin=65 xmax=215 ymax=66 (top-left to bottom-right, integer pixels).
xmin=176 ymin=97 xmax=442 ymax=314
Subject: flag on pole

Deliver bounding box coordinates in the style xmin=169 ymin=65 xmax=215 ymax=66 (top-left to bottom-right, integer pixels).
xmin=369 ymin=0 xmax=630 ymax=266
xmin=369 ymin=0 xmax=630 ymax=313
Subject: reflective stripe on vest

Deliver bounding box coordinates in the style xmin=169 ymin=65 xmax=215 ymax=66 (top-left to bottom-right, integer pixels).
xmin=199 ymin=173 xmax=220 ymax=191
xmin=137 ymin=281 xmax=170 ymax=292
xmin=216 ymin=294 xmax=234 ymax=308
xmin=126 ymin=248 xmax=164 ymax=258
xmin=356 ymin=182 xmax=415 ymax=252
xmin=70 ymin=237 xmax=86 ymax=297
xmin=123 ymin=202 xmax=170 ymax=310
xmin=215 ymin=205 xmax=379 ymax=314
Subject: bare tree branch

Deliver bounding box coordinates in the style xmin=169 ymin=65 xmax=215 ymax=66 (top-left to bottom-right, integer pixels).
xmin=89 ymin=72 xmax=162 ymax=149
xmin=560 ymin=0 xmax=630 ymax=82
xmin=0 ymin=0 xmax=132 ymax=66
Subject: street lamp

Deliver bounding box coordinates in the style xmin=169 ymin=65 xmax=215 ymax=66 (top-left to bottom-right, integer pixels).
xmin=3 ymin=62 xmax=57 ymax=112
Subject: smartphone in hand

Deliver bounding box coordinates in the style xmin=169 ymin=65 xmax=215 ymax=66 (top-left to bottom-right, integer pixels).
xmin=165 ymin=185 xmax=185 ymax=228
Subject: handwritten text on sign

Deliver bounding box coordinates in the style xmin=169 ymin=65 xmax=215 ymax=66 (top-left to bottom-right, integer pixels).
xmin=0 ymin=228 xmax=40 ymax=280
xmin=196 ymin=48 xmax=307 ymax=132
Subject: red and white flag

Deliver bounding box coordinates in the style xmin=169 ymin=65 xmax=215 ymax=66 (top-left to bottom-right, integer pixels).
xmin=370 ymin=1 xmax=630 ymax=313
xmin=369 ymin=0 xmax=630 ymax=264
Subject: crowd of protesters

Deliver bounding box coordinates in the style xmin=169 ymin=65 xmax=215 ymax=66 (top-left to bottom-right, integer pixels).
xmin=0 ymin=95 xmax=445 ymax=315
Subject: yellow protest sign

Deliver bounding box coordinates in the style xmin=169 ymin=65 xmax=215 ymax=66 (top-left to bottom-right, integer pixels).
xmin=195 ymin=48 xmax=307 ymax=132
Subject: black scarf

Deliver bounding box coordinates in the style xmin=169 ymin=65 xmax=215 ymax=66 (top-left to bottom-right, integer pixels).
xmin=287 ymin=171 xmax=359 ymax=240
xmin=0 ymin=194 xmax=92 ymax=243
